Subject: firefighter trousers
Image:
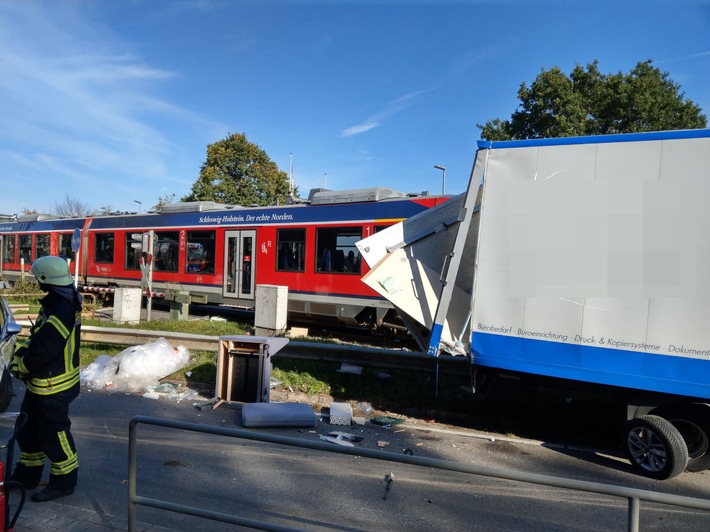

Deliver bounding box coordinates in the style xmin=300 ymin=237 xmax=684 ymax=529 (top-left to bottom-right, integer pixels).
xmin=13 ymin=390 xmax=78 ymax=490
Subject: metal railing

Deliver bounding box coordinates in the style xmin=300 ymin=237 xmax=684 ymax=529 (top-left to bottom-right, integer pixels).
xmin=128 ymin=415 xmax=710 ymax=532
xmin=15 ymin=321 xmax=469 ymax=372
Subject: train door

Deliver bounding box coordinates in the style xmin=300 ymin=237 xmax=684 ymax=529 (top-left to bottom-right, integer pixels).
xmin=223 ymin=230 xmax=255 ymax=300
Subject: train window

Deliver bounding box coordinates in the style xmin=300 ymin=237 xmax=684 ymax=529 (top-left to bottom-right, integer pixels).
xmin=36 ymin=234 xmax=50 ymax=258
xmin=2 ymin=235 xmax=15 ymax=263
xmin=94 ymin=233 xmax=114 ymax=263
xmin=125 ymin=233 xmax=142 ymax=270
xmin=19 ymin=235 xmax=32 ymax=264
xmin=185 ymin=231 xmax=215 ymax=274
xmin=315 ymin=227 xmax=362 ymax=274
xmin=153 ymin=231 xmax=179 ymax=273
xmin=58 ymin=234 xmax=74 ymax=260
xmin=276 ymin=229 xmax=305 ymax=272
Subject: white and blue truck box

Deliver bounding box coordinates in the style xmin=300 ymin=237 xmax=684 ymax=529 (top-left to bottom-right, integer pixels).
xmin=357 ymin=129 xmax=710 ymax=479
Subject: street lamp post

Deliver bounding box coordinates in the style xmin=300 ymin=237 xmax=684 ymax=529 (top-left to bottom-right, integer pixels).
xmin=134 ymin=200 xmax=142 ymax=213
xmin=434 ymin=165 xmax=446 ymax=195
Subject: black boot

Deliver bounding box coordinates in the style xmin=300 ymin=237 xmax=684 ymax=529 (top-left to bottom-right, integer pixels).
xmin=30 ymin=486 xmax=74 ymax=502
xmin=30 ymin=469 xmax=77 ymax=502
xmin=9 ymin=463 xmax=42 ymax=490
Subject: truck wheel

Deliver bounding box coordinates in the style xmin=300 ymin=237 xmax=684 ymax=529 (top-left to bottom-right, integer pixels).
xmin=0 ymin=367 xmax=14 ymax=412
xmin=663 ymin=406 xmax=710 ymax=472
xmin=625 ymin=415 xmax=688 ymax=480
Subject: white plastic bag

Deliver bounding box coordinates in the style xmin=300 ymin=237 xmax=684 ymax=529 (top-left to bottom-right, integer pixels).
xmin=81 ymin=337 xmax=190 ymax=393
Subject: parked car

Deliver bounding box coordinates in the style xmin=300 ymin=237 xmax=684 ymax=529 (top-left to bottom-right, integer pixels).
xmin=0 ymin=295 xmax=22 ymax=411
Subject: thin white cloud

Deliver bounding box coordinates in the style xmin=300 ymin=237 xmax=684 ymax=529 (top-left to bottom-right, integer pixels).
xmin=339 ymin=39 xmax=517 ymax=139
xmin=659 ymin=50 xmax=710 ymax=64
xmin=341 ymin=122 xmax=379 ymax=137
xmin=340 ymin=89 xmax=428 ymax=138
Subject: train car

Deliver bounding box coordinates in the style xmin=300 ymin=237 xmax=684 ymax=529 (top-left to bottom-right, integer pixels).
xmin=0 ymin=214 xmax=87 ymax=281
xmin=0 ymin=187 xmax=449 ymax=329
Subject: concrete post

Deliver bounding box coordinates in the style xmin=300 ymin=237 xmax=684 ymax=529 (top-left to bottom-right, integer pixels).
xmin=254 ymin=285 xmax=288 ymax=336
xmin=113 ymin=287 xmax=142 ymax=324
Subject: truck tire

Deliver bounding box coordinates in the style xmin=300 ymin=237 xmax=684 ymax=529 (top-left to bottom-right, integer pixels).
xmin=625 ymin=415 xmax=688 ymax=480
xmin=661 ymin=405 xmax=710 ymax=472
xmin=0 ymin=367 xmax=14 ymax=412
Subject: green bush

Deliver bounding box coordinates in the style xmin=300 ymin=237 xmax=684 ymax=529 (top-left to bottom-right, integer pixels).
xmin=1 ymin=279 xmax=43 ymax=304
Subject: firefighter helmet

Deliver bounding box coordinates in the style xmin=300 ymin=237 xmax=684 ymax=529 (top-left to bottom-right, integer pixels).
xmin=31 ymin=256 xmax=73 ymax=286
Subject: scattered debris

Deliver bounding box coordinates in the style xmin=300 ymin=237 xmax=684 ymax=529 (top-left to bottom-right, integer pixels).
xmin=152 ymin=382 xmax=178 ymax=393
xmin=382 ymin=472 xmax=394 ymax=499
xmin=241 ymin=402 xmax=319 ymax=428
xmin=288 ymin=327 xmax=309 ymax=338
xmin=352 ymin=416 xmax=366 ymax=426
xmin=337 ymin=363 xmax=362 ymax=375
xmin=356 ymin=401 xmax=373 ymax=414
xmin=329 ymin=402 xmax=353 ymax=425
xmin=320 ymin=434 xmax=354 ymax=447
xmin=377 ymin=441 xmax=389 ymax=448
xmin=328 ymin=431 xmax=363 ymax=443
xmin=371 ymin=416 xmax=404 ymax=427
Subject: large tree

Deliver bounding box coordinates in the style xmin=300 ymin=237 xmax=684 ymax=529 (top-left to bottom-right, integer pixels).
xmin=478 ymin=60 xmax=707 ymax=140
xmin=184 ymin=133 xmax=290 ymax=206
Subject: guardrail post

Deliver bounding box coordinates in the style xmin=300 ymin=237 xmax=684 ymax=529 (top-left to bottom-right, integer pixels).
xmin=128 ymin=418 xmax=138 ymax=532
xmin=627 ymin=497 xmax=640 ymax=532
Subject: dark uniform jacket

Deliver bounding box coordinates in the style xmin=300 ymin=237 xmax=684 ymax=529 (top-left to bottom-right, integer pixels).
xmin=15 ymin=289 xmax=81 ymax=398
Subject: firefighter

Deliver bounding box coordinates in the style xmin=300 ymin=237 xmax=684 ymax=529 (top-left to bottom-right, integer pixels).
xmin=9 ymin=255 xmax=81 ymax=502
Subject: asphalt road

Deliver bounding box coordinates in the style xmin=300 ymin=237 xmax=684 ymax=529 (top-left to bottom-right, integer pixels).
xmin=2 ymin=378 xmax=710 ymax=531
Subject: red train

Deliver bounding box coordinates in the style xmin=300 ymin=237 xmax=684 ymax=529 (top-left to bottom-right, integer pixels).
xmin=0 ymin=187 xmax=448 ymax=328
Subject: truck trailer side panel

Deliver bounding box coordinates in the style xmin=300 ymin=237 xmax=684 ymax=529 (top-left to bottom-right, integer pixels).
xmin=471 ymin=131 xmax=710 ymax=399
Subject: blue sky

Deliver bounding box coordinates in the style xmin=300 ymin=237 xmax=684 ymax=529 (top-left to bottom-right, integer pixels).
xmin=1 ymin=0 xmax=708 ymax=215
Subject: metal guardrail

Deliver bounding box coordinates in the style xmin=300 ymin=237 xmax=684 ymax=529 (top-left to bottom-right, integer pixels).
xmin=16 ymin=321 xmax=469 ymax=372
xmin=128 ymin=415 xmax=710 ymax=532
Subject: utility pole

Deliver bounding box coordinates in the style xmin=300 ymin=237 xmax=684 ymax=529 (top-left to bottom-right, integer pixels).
xmin=434 ymin=165 xmax=446 ymax=195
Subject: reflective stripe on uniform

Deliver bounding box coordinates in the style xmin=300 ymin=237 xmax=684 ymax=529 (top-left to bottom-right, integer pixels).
xmin=46 ymin=315 xmax=70 ymax=339
xmin=19 ymin=450 xmax=47 ymax=468
xmin=50 ymin=431 xmax=78 ymax=476
xmin=27 ymin=367 xmax=80 ymax=395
